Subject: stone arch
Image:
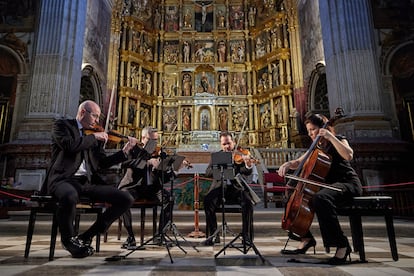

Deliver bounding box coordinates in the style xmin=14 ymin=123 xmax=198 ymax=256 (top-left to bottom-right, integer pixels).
xmin=307 ymin=62 xmax=329 ymax=117
xmin=383 ymin=42 xmax=414 ymax=142
xmin=0 ymin=45 xmax=28 ymax=143
xmin=80 ymin=64 xmax=103 ymax=107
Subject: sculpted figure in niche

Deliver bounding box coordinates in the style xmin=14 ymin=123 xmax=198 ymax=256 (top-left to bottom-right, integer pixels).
xmin=145 ymin=73 xmax=152 ymax=95
xmin=140 ymin=108 xmax=150 ymax=128
xmin=217 ymin=40 xmax=226 ymax=63
xmin=248 ymin=7 xmax=256 ymax=27
xmin=131 ymin=66 xmax=139 ymax=89
xmin=217 ymin=10 xmax=226 ymax=28
xmin=182 ymin=73 xmax=192 ymax=96
xmin=274 ymin=98 xmax=283 ymax=123
xmin=183 ymin=41 xmax=190 ymax=62
xmin=218 ymin=107 xmax=228 ymax=131
xmin=261 ymin=104 xmax=271 ymax=129
xmin=182 ymin=108 xmax=191 ymax=131
xmin=271 ymin=63 xmax=280 ymax=87
xmin=218 ymin=72 xmax=227 ymax=95
xmin=154 ymin=8 xmax=161 ymax=29
xmin=183 ymin=9 xmax=192 ymax=28
xmin=200 ymin=72 xmax=210 ymax=93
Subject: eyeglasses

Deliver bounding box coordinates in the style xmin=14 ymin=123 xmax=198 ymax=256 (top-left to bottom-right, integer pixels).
xmin=85 ymin=109 xmax=100 ymax=120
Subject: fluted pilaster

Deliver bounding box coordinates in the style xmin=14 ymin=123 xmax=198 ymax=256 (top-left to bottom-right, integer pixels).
xmin=28 ymin=0 xmax=87 ymax=117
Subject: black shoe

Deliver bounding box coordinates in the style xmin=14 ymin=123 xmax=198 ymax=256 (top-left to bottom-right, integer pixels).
xmin=201 ymin=235 xmax=220 ymax=246
xmin=77 ymin=234 xmax=92 ymax=247
xmin=121 ymin=236 xmax=136 ymax=249
xmin=62 ymin=237 xmax=94 ymax=258
xmin=281 ymin=237 xmax=317 ymax=255
xmin=327 ymin=244 xmax=352 ymax=265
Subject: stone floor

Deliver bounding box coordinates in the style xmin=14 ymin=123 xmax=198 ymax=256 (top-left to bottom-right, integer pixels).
xmin=1 ymin=208 xmax=414 ymax=276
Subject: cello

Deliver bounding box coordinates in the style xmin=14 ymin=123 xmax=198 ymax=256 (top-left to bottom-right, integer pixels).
xmin=281 ymin=108 xmax=344 ymax=238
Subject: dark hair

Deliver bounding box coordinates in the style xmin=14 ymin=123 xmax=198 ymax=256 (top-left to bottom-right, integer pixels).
xmin=304 ymin=113 xmax=335 ymax=134
xmin=304 ymin=113 xmax=327 ymax=128
xmin=219 ymin=131 xmax=233 ymax=139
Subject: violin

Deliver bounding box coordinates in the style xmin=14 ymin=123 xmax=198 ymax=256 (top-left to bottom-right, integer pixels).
xmin=84 ymin=125 xmax=142 ymax=146
xmin=233 ymin=146 xmax=260 ymax=165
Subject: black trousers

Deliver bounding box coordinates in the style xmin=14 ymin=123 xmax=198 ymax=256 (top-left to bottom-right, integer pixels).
xmin=52 ymin=176 xmax=134 ymax=242
xmin=122 ymin=184 xmax=172 ymax=236
xmin=204 ymin=184 xmax=254 ymax=241
xmin=312 ymin=180 xmax=362 ymax=248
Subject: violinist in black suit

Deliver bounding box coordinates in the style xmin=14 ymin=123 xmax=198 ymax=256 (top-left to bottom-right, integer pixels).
xmin=202 ymin=131 xmax=254 ymax=246
xmin=41 ymin=100 xmax=139 ymax=258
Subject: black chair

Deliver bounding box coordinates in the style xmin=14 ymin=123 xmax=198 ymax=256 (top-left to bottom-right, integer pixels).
xmin=24 ymin=195 xmax=104 ymax=261
xmin=105 ymin=199 xmax=159 ymax=246
xmin=337 ymin=196 xmax=398 ymax=262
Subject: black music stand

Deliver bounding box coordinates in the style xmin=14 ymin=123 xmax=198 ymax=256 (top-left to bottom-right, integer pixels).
xmin=214 ymin=173 xmax=265 ymax=262
xmin=106 ymin=152 xmax=197 ymax=263
xmin=205 ymin=152 xmax=237 ymax=253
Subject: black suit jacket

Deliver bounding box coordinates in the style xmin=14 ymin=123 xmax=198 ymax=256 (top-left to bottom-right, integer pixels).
xmin=41 ymin=118 xmax=128 ymax=195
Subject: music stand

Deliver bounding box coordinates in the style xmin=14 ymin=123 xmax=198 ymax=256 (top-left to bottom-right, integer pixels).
xmin=107 ymin=152 xmax=198 ymax=263
xmin=205 ymin=151 xmax=236 ymax=253
xmin=214 ymin=173 xmax=265 ymax=262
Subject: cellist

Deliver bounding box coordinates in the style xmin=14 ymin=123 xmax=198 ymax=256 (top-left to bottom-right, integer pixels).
xmin=278 ymin=113 xmax=362 ymax=265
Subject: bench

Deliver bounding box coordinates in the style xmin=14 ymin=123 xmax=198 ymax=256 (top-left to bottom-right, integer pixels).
xmin=337 ymin=196 xmax=398 ymax=262
xmin=24 ymin=195 xmax=104 ymax=261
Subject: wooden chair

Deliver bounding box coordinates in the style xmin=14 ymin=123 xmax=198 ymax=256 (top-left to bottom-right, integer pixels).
xmin=263 ymin=172 xmax=286 ymax=208
xmin=24 ymin=195 xmax=103 ymax=261
xmin=105 ymin=199 xmax=159 ymax=246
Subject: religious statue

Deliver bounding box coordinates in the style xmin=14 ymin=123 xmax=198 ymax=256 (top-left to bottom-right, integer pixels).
xmin=182 ymin=108 xmax=191 ymax=131
xmin=217 ymin=10 xmax=226 ymax=28
xmin=248 ymin=7 xmax=256 ymax=27
xmin=182 ymin=73 xmax=192 ymax=96
xmin=183 ymin=8 xmax=192 ymax=28
xmin=218 ymin=107 xmax=228 ymax=131
xmin=145 ymin=73 xmax=152 ymax=95
xmin=261 ymin=104 xmax=271 ymax=129
xmin=183 ymin=41 xmax=191 ymax=63
xmin=217 ymin=40 xmax=226 ymax=63
xmin=218 ymin=72 xmax=228 ymax=95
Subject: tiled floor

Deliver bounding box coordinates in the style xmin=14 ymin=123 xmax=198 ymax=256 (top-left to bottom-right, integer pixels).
xmin=1 ymin=209 xmax=414 ymax=276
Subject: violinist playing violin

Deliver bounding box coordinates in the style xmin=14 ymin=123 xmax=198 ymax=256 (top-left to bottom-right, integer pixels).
xmin=202 ymin=131 xmax=255 ymax=246
xmin=117 ymin=126 xmax=181 ymax=248
xmin=40 ymin=100 xmax=139 ymax=258
xmin=278 ymin=113 xmax=362 ymax=265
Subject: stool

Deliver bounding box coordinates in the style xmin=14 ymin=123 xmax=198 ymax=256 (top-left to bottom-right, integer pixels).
xmin=110 ymin=199 xmax=159 ymax=245
xmin=24 ymin=195 xmax=103 ymax=261
xmin=337 ymin=196 xmax=398 ymax=262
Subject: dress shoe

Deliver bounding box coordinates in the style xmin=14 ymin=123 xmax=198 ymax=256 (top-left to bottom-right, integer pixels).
xmin=201 ymin=235 xmax=220 ymax=246
xmin=281 ymin=237 xmax=317 ymax=255
xmin=62 ymin=237 xmax=94 ymax=258
xmin=77 ymin=234 xmax=92 ymax=247
xmin=327 ymin=243 xmax=352 ymax=265
xmin=121 ymin=236 xmax=136 ymax=249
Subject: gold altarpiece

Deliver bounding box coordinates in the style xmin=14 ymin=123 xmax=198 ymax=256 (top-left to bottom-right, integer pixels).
xmin=111 ymin=0 xmax=299 ymax=150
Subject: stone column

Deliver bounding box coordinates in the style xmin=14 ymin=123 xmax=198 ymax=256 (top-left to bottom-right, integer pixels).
xmin=319 ymin=0 xmax=392 ymax=139
xmin=18 ymin=0 xmax=88 ymax=140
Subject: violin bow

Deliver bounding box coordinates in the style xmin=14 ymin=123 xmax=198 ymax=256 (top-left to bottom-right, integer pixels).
xmin=234 ymin=117 xmax=248 ymax=152
xmin=161 ymin=123 xmax=177 ymax=148
xmin=102 ymin=85 xmax=116 ymax=149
